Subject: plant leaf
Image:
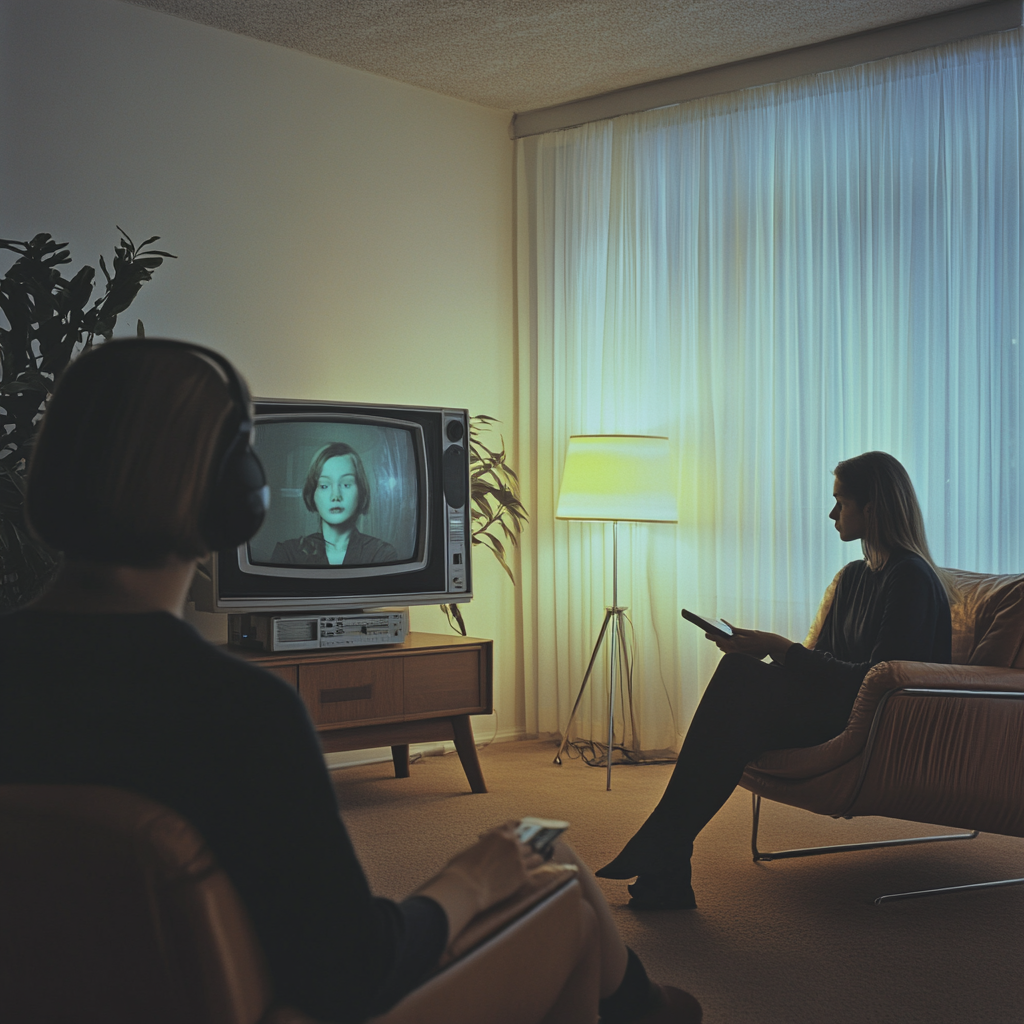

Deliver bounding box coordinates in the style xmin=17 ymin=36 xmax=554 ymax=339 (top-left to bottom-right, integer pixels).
xmin=0 ymin=227 xmax=170 ymax=608
xmin=439 ymin=602 xmax=467 ymax=636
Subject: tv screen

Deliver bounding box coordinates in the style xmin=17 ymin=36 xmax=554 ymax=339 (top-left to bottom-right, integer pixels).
xmin=191 ymin=400 xmax=471 ymax=614
xmin=245 ymin=415 xmax=426 ymax=575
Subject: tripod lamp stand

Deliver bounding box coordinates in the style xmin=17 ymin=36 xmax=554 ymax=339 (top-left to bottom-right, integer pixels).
xmin=552 ymin=435 xmax=678 ymax=790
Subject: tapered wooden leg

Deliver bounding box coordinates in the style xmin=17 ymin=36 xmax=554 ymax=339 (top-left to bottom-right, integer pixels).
xmin=451 ymin=715 xmax=487 ymax=793
xmin=391 ymin=744 xmax=410 ymax=778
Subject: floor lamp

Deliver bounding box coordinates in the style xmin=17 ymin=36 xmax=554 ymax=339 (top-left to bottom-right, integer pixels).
xmin=552 ymin=435 xmax=678 ymax=790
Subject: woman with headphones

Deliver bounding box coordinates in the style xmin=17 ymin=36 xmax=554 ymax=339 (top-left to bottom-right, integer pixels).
xmin=0 ymin=339 xmax=700 ymax=1024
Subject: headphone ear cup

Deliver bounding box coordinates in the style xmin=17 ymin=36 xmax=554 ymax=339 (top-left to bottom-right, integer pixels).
xmin=202 ymin=438 xmax=269 ymax=551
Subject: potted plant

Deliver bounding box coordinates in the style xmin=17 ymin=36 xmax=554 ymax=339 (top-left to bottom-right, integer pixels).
xmin=0 ymin=228 xmax=175 ymax=610
xmin=441 ymin=415 xmax=528 ymax=635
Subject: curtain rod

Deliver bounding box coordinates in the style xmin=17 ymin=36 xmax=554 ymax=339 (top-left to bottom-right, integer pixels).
xmin=510 ymin=0 xmax=1023 ymax=139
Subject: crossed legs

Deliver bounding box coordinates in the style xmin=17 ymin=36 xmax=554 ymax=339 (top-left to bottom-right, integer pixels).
xmin=596 ymin=653 xmax=854 ymax=906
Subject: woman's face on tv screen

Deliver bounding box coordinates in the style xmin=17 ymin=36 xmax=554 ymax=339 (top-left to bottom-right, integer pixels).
xmin=314 ymin=454 xmax=360 ymax=528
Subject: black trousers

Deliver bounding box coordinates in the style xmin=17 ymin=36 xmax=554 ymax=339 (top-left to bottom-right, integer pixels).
xmin=614 ymin=652 xmax=857 ymax=875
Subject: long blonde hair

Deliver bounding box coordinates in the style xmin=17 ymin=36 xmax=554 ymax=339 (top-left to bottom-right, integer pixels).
xmin=833 ymin=451 xmax=957 ymax=602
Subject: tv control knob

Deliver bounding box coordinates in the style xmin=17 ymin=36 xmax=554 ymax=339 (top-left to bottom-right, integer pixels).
xmin=446 ymin=419 xmax=465 ymax=443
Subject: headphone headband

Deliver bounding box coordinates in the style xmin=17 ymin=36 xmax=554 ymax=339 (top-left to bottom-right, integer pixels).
xmin=105 ymin=337 xmax=253 ymax=427
xmin=104 ymin=337 xmax=268 ymax=551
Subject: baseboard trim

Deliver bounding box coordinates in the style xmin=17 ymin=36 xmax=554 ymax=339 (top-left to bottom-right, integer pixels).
xmin=324 ymin=728 xmax=530 ymax=771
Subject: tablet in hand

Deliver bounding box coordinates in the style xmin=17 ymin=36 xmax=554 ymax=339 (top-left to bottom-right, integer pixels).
xmin=681 ymin=608 xmax=734 ymax=639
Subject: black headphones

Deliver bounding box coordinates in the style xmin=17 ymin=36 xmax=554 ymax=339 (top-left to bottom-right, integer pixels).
xmin=108 ymin=338 xmax=270 ymax=551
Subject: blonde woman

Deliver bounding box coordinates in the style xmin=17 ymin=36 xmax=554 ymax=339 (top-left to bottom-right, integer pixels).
xmin=598 ymin=452 xmax=953 ymax=910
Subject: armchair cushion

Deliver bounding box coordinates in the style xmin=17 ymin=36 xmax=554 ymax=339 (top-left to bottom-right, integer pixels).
xmin=946 ymin=568 xmax=1024 ymax=667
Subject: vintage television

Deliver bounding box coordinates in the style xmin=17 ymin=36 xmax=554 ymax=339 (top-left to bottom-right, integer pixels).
xmin=191 ymin=399 xmax=472 ymax=622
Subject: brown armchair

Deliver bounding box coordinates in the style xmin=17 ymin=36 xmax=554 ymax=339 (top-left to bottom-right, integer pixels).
xmin=739 ymin=568 xmax=1024 ymax=903
xmin=0 ymin=785 xmax=599 ymax=1024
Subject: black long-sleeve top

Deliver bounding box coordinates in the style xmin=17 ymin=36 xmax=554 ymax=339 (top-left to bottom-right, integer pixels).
xmin=0 ymin=611 xmax=448 ymax=1023
xmin=784 ymin=548 xmax=952 ymax=700
xmin=270 ymin=529 xmax=398 ymax=566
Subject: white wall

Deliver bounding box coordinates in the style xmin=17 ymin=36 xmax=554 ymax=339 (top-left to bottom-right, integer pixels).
xmin=1 ymin=0 xmax=524 ymax=739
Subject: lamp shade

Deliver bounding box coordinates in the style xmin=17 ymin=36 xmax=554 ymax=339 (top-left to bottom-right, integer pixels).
xmin=556 ymin=435 xmax=678 ymax=522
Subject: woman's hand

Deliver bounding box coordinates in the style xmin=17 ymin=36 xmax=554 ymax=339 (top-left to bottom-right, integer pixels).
xmin=710 ymin=622 xmax=796 ymax=663
xmin=414 ymin=822 xmax=541 ymax=938
xmin=444 ymin=822 xmax=542 ymax=905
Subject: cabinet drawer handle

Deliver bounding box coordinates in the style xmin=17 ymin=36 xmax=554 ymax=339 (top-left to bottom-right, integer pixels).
xmin=321 ymin=685 xmax=373 ymax=704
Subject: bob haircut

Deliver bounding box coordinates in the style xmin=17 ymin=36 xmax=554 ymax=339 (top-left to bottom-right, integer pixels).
xmin=302 ymin=443 xmax=372 ymax=520
xmin=833 ymin=451 xmax=955 ymax=598
xmin=26 ymin=341 xmax=236 ymax=567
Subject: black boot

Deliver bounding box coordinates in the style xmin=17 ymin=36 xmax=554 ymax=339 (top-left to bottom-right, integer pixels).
xmin=595 ymin=852 xmax=644 ymax=880
xmin=597 ymin=833 xmax=696 ymax=908
xmin=627 ymin=872 xmax=697 ymax=910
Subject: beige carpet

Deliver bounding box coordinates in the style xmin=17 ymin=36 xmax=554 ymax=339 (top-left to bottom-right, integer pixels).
xmin=333 ymin=738 xmax=1023 ymax=1024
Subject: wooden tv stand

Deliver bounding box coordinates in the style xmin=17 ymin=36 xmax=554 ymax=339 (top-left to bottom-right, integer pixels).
xmin=229 ymin=632 xmax=493 ymax=793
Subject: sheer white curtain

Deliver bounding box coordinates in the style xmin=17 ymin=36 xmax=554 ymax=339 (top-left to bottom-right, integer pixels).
xmin=515 ymin=29 xmax=1024 ymax=754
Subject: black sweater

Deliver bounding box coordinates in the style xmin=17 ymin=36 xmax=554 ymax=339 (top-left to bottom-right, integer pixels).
xmin=0 ymin=611 xmax=447 ymax=1023
xmin=270 ymin=529 xmax=398 ymax=566
xmin=785 ymin=548 xmax=952 ymax=699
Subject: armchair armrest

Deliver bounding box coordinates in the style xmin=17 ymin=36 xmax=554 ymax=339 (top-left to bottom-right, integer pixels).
xmin=373 ymin=867 xmax=598 ymax=1024
xmin=854 ymin=660 xmax=1024 ymax=711
xmin=749 ymin=662 xmax=1024 ymax=780
xmin=845 ymin=670 xmax=1024 ymax=832
xmin=439 ymin=862 xmax=579 ymax=965
xmin=264 ymin=865 xmax=593 ymax=1024
xmin=743 ymin=662 xmax=1024 ymax=831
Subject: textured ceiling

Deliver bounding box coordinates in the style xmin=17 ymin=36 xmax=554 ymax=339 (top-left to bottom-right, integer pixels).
xmin=119 ymin=0 xmax=991 ymax=112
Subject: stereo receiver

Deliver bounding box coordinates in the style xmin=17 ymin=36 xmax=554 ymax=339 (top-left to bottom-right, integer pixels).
xmin=228 ymin=609 xmax=408 ymax=652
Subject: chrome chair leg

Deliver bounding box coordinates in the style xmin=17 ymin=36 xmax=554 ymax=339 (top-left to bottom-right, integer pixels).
xmin=749 ymin=793 xmax=1021 ymax=903
xmin=874 ymin=875 xmax=1024 ymax=904
xmin=750 ymin=793 xmax=979 ymax=862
